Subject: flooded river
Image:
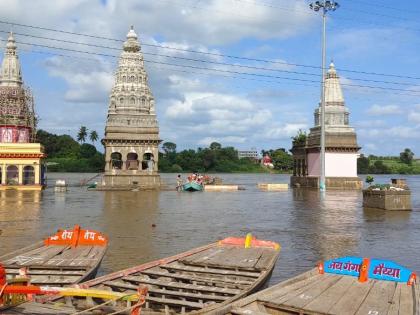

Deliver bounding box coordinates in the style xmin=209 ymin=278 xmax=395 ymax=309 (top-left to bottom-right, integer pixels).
xmin=0 ymin=173 xmax=419 ymax=285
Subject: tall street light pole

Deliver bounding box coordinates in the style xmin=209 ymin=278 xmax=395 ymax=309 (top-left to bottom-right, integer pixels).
xmin=309 ymin=0 xmax=339 ymax=191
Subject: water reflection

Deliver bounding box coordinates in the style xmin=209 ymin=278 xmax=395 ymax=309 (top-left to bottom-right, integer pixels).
xmin=0 ymin=190 xmax=42 ymax=253
xmin=290 ymin=188 xmax=360 ymax=268
xmin=99 ymin=191 xmax=159 ymax=274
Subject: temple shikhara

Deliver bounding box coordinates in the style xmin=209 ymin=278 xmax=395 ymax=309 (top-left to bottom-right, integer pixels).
xmin=290 ymin=62 xmax=362 ymax=189
xmin=101 ymin=26 xmax=161 ymax=189
xmin=0 ymin=33 xmax=45 ymax=190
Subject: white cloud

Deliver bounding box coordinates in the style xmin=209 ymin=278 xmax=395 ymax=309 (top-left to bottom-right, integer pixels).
xmin=408 ymin=110 xmax=420 ymax=124
xmin=265 ymin=123 xmax=308 ymax=140
xmin=366 ymin=104 xmax=402 ymax=116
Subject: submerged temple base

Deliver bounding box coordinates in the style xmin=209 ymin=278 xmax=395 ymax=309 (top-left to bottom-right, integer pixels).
xmin=290 ymin=176 xmax=362 ymax=189
xmin=363 ymin=189 xmax=412 ymax=211
xmin=98 ymin=173 xmax=160 ymax=190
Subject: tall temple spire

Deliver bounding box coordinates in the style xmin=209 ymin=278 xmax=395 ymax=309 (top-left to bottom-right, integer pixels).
xmin=102 ymin=26 xmax=161 ymax=189
xmin=0 ymin=32 xmax=23 ymax=87
xmin=324 ymin=61 xmax=344 ymax=106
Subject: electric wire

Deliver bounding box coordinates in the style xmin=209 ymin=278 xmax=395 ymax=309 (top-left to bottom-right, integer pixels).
xmin=1 ymin=19 xmax=420 ymax=80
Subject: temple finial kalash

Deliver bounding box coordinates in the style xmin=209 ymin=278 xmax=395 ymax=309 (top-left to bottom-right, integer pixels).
xmin=0 ymin=32 xmax=46 ymax=190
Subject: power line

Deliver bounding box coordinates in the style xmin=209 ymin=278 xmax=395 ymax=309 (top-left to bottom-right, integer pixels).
xmin=1 ymin=19 xmax=420 ymax=81
xmin=3 ymin=38 xmax=420 ymax=97
xmin=3 ymin=28 xmax=420 ymax=88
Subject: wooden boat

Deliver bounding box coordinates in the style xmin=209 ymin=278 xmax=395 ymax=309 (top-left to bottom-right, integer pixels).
xmin=0 ymin=225 xmax=108 ymax=287
xmin=6 ymin=234 xmax=280 ymax=314
xmin=183 ymin=181 xmax=203 ymax=191
xmin=225 ymin=256 xmax=419 ymax=315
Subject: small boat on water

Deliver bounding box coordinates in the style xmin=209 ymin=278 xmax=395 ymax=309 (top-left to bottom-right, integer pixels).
xmin=226 ymin=256 xmax=419 ymax=315
xmin=6 ymin=234 xmax=280 ymax=314
xmin=0 ymin=225 xmax=108 ymax=288
xmin=182 ymin=181 xmax=203 ymax=191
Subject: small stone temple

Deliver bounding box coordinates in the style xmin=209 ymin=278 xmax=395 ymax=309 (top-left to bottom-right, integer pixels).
xmin=290 ymin=62 xmax=362 ymax=189
xmin=101 ymin=26 xmax=161 ymax=189
xmin=0 ymin=32 xmax=45 ymax=190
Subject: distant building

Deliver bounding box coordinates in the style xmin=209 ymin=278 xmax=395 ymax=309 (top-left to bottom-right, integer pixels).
xmin=0 ymin=33 xmax=45 ymax=190
xmin=238 ymin=149 xmax=259 ymax=160
xmin=101 ymin=27 xmax=161 ymax=189
xmin=290 ymin=62 xmax=362 ymax=189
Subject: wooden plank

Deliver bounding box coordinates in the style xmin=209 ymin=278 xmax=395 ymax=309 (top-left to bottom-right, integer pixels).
xmin=140 ymin=268 xmax=253 ymax=287
xmin=162 ymin=262 xmax=260 ymax=278
xmin=6 ymin=268 xmax=85 ymax=276
xmin=355 ymin=280 xmax=397 ymax=315
xmin=398 ymin=283 xmax=415 ymax=314
xmin=387 ymin=283 xmax=401 ymax=315
xmin=283 ymin=273 xmax=342 ymax=309
xmin=180 ymin=247 xmax=223 ymax=264
xmin=303 ymin=275 xmax=355 ymax=313
xmin=122 ymin=275 xmax=241 ymax=295
xmin=231 ymin=308 xmax=270 ymax=315
xmin=329 ymin=279 xmax=376 ymax=314
xmin=103 ymin=280 xmax=230 ymax=301
xmin=145 ymin=295 xmax=204 ymax=309
xmin=258 ymin=273 xmax=325 ymax=303
xmin=254 ymin=250 xmax=278 ymax=271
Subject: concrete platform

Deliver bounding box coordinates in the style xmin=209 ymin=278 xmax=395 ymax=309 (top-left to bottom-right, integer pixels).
xmin=204 ymin=185 xmax=239 ymax=191
xmin=257 ymin=183 xmax=288 ymax=191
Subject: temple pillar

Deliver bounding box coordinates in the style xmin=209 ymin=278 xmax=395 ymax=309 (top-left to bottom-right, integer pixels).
xmin=34 ymin=163 xmax=40 ymax=184
xmin=18 ymin=164 xmax=23 ymax=185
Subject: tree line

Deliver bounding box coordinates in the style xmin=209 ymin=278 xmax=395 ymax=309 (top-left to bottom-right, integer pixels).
xmin=357 ymin=148 xmax=419 ymax=174
xmin=159 ymin=141 xmax=293 ymax=173
xmin=36 ymin=128 xmax=104 ymax=172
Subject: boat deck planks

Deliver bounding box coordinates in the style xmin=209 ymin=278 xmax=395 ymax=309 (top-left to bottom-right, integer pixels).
xmin=9 ymin=239 xmax=280 ymax=314
xmin=228 ymin=267 xmax=420 ymax=315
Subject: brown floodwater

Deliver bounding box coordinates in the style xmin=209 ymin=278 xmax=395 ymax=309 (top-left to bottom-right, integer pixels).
xmin=0 ymin=173 xmax=419 ymax=286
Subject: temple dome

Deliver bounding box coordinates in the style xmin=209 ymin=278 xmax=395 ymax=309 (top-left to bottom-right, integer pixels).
xmin=123 ymin=26 xmax=140 ymax=52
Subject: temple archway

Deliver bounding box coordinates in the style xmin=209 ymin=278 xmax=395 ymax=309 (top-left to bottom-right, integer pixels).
xmin=142 ymin=153 xmax=154 ymax=170
xmin=110 ymin=152 xmax=123 ymax=170
xmin=126 ymin=152 xmax=139 ymax=170
xmin=6 ymin=165 xmax=18 ymax=185
xmin=23 ymin=165 xmax=35 ymax=185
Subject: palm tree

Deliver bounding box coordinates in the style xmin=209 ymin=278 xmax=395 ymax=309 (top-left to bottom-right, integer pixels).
xmin=89 ymin=130 xmax=99 ymax=144
xmin=77 ymin=126 xmax=88 ymax=143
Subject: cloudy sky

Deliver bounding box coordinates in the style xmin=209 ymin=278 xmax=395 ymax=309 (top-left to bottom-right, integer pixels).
xmin=1 ymin=0 xmax=420 ymax=155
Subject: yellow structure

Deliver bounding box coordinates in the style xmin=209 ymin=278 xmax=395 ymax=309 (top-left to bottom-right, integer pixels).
xmin=0 ymin=143 xmax=45 ymax=190
xmin=0 ymin=33 xmax=45 ymax=191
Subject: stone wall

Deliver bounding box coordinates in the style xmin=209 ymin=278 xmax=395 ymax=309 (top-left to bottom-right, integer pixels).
xmin=290 ymin=176 xmax=362 ymax=189
xmin=363 ymin=190 xmax=412 ymax=211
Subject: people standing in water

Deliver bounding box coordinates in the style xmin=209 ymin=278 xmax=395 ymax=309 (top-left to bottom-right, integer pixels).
xmin=176 ymin=174 xmax=183 ymax=191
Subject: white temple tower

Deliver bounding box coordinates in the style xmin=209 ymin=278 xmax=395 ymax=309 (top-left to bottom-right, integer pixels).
xmin=290 ymin=62 xmax=362 ymax=189
xmin=101 ymin=27 xmax=161 ymax=189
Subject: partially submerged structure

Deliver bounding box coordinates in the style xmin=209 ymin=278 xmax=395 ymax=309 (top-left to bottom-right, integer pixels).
xmin=101 ymin=27 xmax=161 ymax=189
xmin=290 ymin=62 xmax=362 ymax=189
xmin=0 ymin=33 xmax=45 ymax=190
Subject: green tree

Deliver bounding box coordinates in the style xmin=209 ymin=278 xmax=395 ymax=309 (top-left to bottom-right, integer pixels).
xmin=162 ymin=142 xmax=177 ymax=154
xmin=400 ymin=148 xmax=414 ymax=165
xmin=291 ymin=129 xmax=307 ymax=145
xmin=89 ymin=130 xmax=99 ymax=143
xmin=357 ymin=154 xmax=370 ymax=174
xmin=210 ymin=142 xmax=222 ymax=150
xmin=77 ymin=126 xmax=88 ymax=143
xmin=271 ymin=149 xmax=293 ymax=171
xmin=79 ymin=143 xmax=97 ymax=159
xmin=369 ymin=160 xmax=390 ymax=174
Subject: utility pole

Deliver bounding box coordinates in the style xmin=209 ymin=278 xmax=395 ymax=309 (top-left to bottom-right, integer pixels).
xmin=309 ymin=0 xmax=339 ymax=191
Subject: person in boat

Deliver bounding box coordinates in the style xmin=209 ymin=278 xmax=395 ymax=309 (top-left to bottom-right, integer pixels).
xmin=176 ymin=174 xmax=183 ymax=191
